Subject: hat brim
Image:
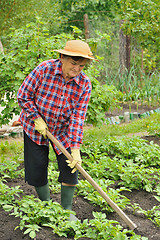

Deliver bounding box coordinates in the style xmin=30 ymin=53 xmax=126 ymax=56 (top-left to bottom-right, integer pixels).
xmin=54 ymin=49 xmax=95 ymax=60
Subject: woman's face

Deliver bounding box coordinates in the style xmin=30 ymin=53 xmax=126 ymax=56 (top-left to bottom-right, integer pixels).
xmin=61 ymin=55 xmax=88 ymax=81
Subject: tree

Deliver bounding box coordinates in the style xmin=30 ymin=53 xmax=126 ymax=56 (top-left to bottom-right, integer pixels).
xmin=0 ymin=0 xmax=65 ymax=38
xmin=0 ymin=18 xmax=73 ymax=126
xmin=59 ymin=0 xmax=117 ymax=35
xmin=117 ymin=0 xmax=160 ymax=71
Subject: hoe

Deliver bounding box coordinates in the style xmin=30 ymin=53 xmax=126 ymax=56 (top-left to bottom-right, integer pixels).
xmin=46 ymin=130 xmax=137 ymax=230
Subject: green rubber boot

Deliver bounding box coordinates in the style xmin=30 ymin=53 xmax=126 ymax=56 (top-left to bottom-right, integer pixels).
xmin=61 ymin=185 xmax=78 ymax=221
xmin=35 ymin=183 xmax=50 ymax=201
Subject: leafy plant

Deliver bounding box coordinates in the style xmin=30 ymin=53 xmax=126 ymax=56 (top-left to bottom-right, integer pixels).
xmin=0 ymin=17 xmax=73 ymax=126
xmin=85 ymin=66 xmax=123 ymax=126
xmin=146 ymin=118 xmax=160 ymax=137
xmin=77 ymin=179 xmax=130 ymax=211
xmin=48 ymin=161 xmax=61 ymax=194
xmin=0 ymin=182 xmax=23 ymax=207
xmin=131 ymin=203 xmax=160 ymax=228
xmin=0 ymin=160 xmax=23 ymax=180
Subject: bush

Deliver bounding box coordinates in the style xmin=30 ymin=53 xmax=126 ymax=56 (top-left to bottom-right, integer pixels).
xmin=0 ymin=19 xmax=122 ymax=127
xmin=0 ymin=17 xmax=72 ymax=126
xmin=85 ymin=64 xmax=123 ymax=126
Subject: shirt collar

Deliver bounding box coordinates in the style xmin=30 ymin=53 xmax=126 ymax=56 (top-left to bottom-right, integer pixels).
xmin=54 ymin=59 xmax=63 ymax=76
xmin=72 ymin=75 xmax=80 ymax=85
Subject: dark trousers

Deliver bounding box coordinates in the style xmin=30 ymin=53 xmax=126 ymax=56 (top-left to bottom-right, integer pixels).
xmin=24 ymin=132 xmax=78 ymax=187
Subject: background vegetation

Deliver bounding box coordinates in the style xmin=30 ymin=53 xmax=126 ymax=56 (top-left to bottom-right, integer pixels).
xmin=0 ymin=0 xmax=159 ymax=126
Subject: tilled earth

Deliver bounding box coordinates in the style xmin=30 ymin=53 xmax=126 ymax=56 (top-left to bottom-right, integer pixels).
xmin=1 ymin=171 xmax=160 ymax=240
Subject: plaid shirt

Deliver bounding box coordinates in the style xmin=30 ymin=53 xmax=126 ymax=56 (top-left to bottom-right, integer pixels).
xmin=17 ymin=59 xmax=91 ymax=154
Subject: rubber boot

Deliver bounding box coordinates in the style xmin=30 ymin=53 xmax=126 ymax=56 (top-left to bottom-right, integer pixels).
xmin=61 ymin=185 xmax=78 ymax=221
xmin=35 ymin=183 xmax=50 ymax=201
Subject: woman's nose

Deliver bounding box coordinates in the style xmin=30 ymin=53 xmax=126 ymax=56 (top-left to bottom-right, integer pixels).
xmin=73 ymin=64 xmax=80 ymax=72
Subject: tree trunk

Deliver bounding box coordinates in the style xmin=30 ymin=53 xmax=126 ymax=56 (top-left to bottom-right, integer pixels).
xmin=84 ymin=14 xmax=89 ymax=40
xmin=141 ymin=48 xmax=145 ymax=81
xmin=119 ymin=22 xmax=131 ymax=74
xmin=126 ymin=35 xmax=131 ymax=72
xmin=119 ymin=26 xmax=126 ymax=74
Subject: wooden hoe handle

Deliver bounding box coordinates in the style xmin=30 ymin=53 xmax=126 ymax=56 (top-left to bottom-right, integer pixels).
xmin=46 ymin=130 xmax=137 ymax=230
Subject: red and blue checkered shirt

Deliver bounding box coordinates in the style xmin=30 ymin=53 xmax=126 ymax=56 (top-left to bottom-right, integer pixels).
xmin=17 ymin=59 xmax=92 ymax=154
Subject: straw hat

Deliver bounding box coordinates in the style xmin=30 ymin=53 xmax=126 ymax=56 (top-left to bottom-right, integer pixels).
xmin=54 ymin=40 xmax=95 ymax=60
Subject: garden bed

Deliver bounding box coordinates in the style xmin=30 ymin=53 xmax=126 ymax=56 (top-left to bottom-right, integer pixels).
xmin=0 ymin=134 xmax=160 ymax=239
xmin=0 ymin=104 xmax=160 ymax=239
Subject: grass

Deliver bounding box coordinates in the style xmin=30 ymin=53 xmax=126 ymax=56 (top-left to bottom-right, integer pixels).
xmin=83 ymin=113 xmax=160 ymax=142
xmin=0 ymin=139 xmax=24 ymax=163
xmin=0 ymin=113 xmax=160 ymax=163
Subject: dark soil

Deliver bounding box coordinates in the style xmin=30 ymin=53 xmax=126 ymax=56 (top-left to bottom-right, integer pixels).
xmin=1 ymin=103 xmax=160 ymax=240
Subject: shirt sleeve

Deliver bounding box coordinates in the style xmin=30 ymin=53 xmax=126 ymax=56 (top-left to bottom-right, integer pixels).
xmin=17 ymin=65 xmax=42 ymax=120
xmin=68 ymin=80 xmax=92 ymax=149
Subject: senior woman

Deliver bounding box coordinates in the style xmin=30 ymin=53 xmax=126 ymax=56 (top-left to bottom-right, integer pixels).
xmin=17 ymin=40 xmax=95 ymax=220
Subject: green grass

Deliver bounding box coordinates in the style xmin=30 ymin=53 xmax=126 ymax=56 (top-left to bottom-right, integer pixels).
xmin=0 ymin=113 xmax=160 ymax=163
xmin=83 ymin=113 xmax=160 ymax=143
xmin=0 ymin=140 xmax=24 ymax=163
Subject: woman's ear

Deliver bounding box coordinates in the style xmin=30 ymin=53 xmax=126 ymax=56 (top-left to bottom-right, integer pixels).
xmin=60 ymin=53 xmax=65 ymax=63
xmin=60 ymin=54 xmax=64 ymax=63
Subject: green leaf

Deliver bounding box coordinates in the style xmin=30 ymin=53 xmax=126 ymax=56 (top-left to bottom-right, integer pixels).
xmin=3 ymin=204 xmax=14 ymax=212
xmin=29 ymin=230 xmax=36 ymax=239
xmin=154 ymin=196 xmax=160 ymax=202
xmin=15 ymin=71 xmax=25 ymax=79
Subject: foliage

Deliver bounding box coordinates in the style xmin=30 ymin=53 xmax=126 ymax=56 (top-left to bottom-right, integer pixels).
xmin=131 ymin=203 xmax=160 ymax=228
xmin=104 ymin=67 xmax=160 ymax=107
xmin=81 ymin=134 xmax=160 ymax=192
xmin=0 ymin=0 xmax=65 ymax=37
xmin=0 ymin=140 xmax=24 ymax=162
xmin=0 ymin=181 xmax=146 ymax=239
xmin=146 ymin=116 xmax=160 ymax=137
xmin=0 ymin=18 xmax=122 ymax=127
xmin=84 ymin=113 xmax=160 ymax=141
xmin=117 ymin=0 xmax=160 ymax=71
xmin=48 ymin=161 xmax=61 ymax=194
xmin=60 ymin=0 xmax=160 ymax=73
xmin=0 ymin=160 xmax=23 ymax=181
xmin=0 ymin=0 xmax=159 ymax=87
xmin=0 ymin=181 xmax=23 ymax=206
xmin=77 ymin=179 xmax=130 ymax=211
xmin=85 ymin=63 xmax=123 ymax=126
xmin=0 ymin=18 xmax=73 ymax=126
xmin=60 ymin=0 xmax=116 ymax=30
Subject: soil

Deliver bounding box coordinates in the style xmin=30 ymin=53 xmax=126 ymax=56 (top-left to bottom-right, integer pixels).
xmin=1 ymin=103 xmax=160 ymax=240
